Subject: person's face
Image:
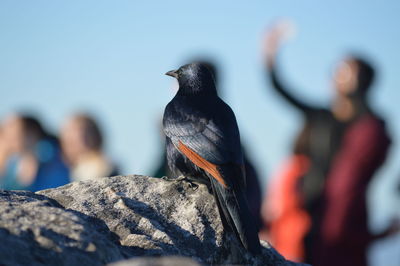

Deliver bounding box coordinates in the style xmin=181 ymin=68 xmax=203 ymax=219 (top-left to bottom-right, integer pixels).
xmin=60 ymin=118 xmax=87 ymax=165
xmin=333 ymin=58 xmax=359 ymax=96
xmin=2 ymin=115 xmax=24 ymax=154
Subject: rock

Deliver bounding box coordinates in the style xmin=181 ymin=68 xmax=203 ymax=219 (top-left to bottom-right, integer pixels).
xmin=0 ymin=190 xmax=123 ymax=265
xmin=108 ymin=256 xmax=202 ymax=266
xmin=0 ymin=175 xmax=301 ymax=265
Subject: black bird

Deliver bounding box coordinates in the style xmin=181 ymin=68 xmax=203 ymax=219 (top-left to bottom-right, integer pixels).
xmin=163 ymin=62 xmax=261 ymax=254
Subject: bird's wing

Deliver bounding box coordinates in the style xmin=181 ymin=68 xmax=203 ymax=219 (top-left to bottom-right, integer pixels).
xmin=210 ymin=167 xmax=261 ymax=254
xmin=163 ymin=97 xmax=244 ymax=187
xmin=163 ymin=97 xmax=260 ymax=253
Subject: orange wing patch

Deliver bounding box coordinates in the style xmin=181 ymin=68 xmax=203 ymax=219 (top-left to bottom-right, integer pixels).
xmin=178 ymin=141 xmax=227 ymax=188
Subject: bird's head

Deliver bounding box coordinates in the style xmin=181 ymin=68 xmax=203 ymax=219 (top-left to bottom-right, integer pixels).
xmin=166 ymin=63 xmax=217 ymax=95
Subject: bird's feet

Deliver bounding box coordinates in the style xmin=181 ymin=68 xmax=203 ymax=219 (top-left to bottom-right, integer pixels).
xmin=161 ymin=176 xmax=173 ymax=181
xmin=175 ymin=175 xmax=199 ymax=191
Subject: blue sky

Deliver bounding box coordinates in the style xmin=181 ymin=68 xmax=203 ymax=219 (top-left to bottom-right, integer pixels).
xmin=1 ymin=1 xmax=400 ymax=263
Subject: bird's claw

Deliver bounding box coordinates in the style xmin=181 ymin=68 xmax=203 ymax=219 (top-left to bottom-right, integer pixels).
xmin=175 ymin=175 xmax=186 ymax=181
xmin=174 ymin=176 xmax=198 ymax=191
xmin=188 ymin=182 xmax=199 ymax=191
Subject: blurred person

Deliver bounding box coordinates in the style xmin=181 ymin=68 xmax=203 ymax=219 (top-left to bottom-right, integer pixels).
xmin=153 ymin=59 xmax=263 ymax=229
xmin=0 ymin=125 xmax=10 ymax=175
xmin=260 ymin=132 xmax=312 ymax=262
xmin=61 ymin=113 xmax=119 ymax=182
xmin=261 ymin=23 xmax=395 ymax=265
xmin=242 ymin=149 xmax=263 ymax=230
xmin=152 ymin=125 xmax=174 ymax=179
xmin=152 ymin=149 xmax=171 ymax=178
xmin=0 ymin=114 xmax=69 ymax=191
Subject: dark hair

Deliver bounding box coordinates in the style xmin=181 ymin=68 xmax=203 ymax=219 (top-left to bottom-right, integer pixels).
xmin=21 ymin=116 xmax=46 ymax=138
xmin=76 ymin=114 xmax=103 ymax=151
xmin=17 ymin=115 xmax=48 ymax=149
xmin=350 ymin=56 xmax=375 ymax=95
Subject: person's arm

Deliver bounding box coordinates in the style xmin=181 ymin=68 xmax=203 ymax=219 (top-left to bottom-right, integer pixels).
xmin=264 ymin=23 xmax=316 ymax=114
xmin=268 ymin=65 xmax=315 ymax=114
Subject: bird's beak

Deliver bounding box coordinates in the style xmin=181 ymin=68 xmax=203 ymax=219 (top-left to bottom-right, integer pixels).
xmin=165 ymin=70 xmax=178 ymax=78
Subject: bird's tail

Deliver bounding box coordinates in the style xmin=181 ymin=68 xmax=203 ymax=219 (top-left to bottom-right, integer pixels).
xmin=210 ymin=166 xmax=261 ymax=255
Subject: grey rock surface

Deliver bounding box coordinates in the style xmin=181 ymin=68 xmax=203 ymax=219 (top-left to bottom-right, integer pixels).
xmin=0 ymin=175 xmax=300 ymax=265
xmin=107 ymin=256 xmax=202 ymax=266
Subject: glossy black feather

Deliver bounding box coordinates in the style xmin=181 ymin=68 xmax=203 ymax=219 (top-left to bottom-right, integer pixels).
xmin=163 ymin=63 xmax=261 ymax=254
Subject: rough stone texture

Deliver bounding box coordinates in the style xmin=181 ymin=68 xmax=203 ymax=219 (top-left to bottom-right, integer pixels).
xmin=0 ymin=175 xmax=301 ymax=265
xmin=108 ymin=256 xmax=202 ymax=266
xmin=0 ymin=190 xmax=123 ymax=265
